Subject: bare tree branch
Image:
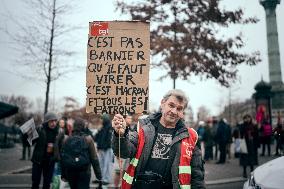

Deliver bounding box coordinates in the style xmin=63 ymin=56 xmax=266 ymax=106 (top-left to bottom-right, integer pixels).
xmin=1 ymin=0 xmax=81 ymax=113
xmin=116 ymin=0 xmax=261 ymax=88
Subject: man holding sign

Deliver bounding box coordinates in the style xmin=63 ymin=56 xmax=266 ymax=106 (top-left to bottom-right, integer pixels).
xmin=112 ymin=89 xmax=205 ymax=189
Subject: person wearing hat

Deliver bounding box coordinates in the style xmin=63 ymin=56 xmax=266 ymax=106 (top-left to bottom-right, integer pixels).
xmin=31 ymin=112 xmax=60 ymax=189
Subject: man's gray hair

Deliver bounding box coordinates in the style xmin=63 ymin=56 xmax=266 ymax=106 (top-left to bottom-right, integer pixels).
xmin=162 ymin=89 xmax=189 ymax=109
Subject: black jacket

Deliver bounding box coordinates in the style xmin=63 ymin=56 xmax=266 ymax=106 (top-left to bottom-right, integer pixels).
xmin=31 ymin=123 xmax=61 ymax=164
xmin=216 ymin=120 xmax=231 ymax=144
xmin=95 ymin=117 xmax=112 ymax=150
xmin=112 ymin=113 xmax=205 ymax=189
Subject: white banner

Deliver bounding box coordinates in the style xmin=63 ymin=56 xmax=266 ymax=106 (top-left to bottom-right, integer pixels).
xmin=20 ymin=118 xmax=38 ymax=145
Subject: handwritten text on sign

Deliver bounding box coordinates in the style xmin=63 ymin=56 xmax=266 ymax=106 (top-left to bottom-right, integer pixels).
xmin=86 ymin=21 xmax=150 ymax=115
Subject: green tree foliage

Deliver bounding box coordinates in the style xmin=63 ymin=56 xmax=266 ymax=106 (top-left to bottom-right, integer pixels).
xmin=116 ymin=0 xmax=261 ymax=87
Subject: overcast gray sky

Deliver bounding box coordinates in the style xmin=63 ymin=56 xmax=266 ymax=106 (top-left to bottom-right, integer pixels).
xmin=0 ymin=0 xmax=284 ymax=117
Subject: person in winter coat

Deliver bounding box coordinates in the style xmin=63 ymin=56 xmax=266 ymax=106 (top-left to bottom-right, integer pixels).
xmin=211 ymin=117 xmax=219 ymax=160
xmin=112 ymin=89 xmax=205 ymax=189
xmin=203 ymin=119 xmax=214 ymax=161
xmin=61 ymin=118 xmax=102 ymax=189
xmin=94 ymin=114 xmax=114 ymax=185
xmin=20 ymin=132 xmax=31 ymax=160
xmin=273 ymin=122 xmax=283 ymax=156
xmin=260 ymin=118 xmax=272 ymax=156
xmin=31 ymin=112 xmax=60 ymax=189
xmin=239 ymin=114 xmax=259 ymax=178
xmin=197 ymin=121 xmax=205 ymax=158
xmin=215 ymin=118 xmax=231 ymax=164
xmin=197 ymin=121 xmax=205 ymax=142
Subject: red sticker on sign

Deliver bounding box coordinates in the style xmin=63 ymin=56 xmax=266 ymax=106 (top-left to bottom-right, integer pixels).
xmin=91 ymin=22 xmax=108 ymax=36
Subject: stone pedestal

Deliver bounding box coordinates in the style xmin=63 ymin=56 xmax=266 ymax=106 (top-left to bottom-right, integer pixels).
xmin=271 ymin=86 xmax=284 ymax=124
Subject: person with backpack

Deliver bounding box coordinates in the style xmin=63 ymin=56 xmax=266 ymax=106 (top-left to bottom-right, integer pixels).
xmin=61 ymin=118 xmax=102 ymax=189
xmin=51 ymin=117 xmax=72 ymax=189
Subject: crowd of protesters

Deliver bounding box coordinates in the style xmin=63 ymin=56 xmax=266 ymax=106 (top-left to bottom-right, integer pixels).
xmin=18 ymin=90 xmax=205 ymax=189
xmin=19 ymin=111 xmax=141 ymax=189
xmin=196 ymin=112 xmax=284 ymax=179
xmin=17 ymin=98 xmax=284 ymax=188
xmin=18 ymin=112 xmax=104 ymax=189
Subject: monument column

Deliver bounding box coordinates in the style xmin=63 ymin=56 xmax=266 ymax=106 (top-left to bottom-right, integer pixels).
xmin=260 ymin=0 xmax=282 ymax=85
xmin=259 ymin=0 xmax=284 ymax=124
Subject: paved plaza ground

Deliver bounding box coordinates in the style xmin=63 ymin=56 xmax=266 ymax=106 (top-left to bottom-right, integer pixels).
xmin=0 ymin=143 xmax=278 ymax=188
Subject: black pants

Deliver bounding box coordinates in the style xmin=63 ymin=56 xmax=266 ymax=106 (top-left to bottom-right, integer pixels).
xmin=261 ymin=136 xmax=271 ymax=156
xmin=219 ymin=143 xmax=226 ymax=163
xmin=214 ymin=143 xmax=218 ymax=160
xmin=22 ymin=145 xmax=31 ymax=159
xmin=275 ymin=138 xmax=283 ymax=155
xmin=204 ymin=145 xmax=213 ymax=161
xmin=32 ymin=160 xmax=55 ymax=189
xmin=67 ymin=170 xmax=91 ymax=189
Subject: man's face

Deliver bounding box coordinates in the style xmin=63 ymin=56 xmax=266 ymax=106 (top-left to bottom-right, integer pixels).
xmin=125 ymin=115 xmax=133 ymax=127
xmin=48 ymin=120 xmax=57 ymax=129
xmin=160 ymin=95 xmax=185 ymax=126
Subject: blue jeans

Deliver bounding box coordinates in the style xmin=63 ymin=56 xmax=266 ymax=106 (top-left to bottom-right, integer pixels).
xmin=98 ymin=148 xmax=113 ymax=183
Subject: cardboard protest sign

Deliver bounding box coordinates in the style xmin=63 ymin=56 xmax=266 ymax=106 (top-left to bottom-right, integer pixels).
xmin=86 ymin=21 xmax=150 ymax=115
xmin=20 ymin=118 xmax=38 ymax=145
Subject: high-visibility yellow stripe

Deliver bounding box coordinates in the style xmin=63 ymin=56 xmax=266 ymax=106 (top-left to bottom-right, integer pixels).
xmin=179 ymin=166 xmax=191 ymax=174
xmin=180 ymin=184 xmax=191 ymax=189
xmin=123 ymin=172 xmax=134 ymax=184
xmin=130 ymin=158 xmax=139 ymax=167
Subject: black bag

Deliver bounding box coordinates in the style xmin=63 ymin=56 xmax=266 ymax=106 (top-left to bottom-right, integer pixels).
xmin=61 ymin=135 xmax=90 ymax=170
